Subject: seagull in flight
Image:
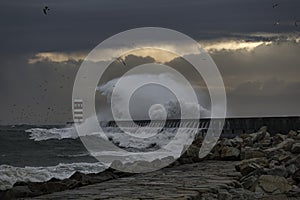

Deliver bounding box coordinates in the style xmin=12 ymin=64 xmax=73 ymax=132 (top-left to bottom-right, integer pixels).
xmin=43 ymin=6 xmax=50 ymax=15
xmin=272 ymin=3 xmax=280 ymax=8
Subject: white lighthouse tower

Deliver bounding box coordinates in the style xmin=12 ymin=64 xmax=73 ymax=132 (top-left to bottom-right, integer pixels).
xmin=73 ymin=99 xmax=84 ymax=124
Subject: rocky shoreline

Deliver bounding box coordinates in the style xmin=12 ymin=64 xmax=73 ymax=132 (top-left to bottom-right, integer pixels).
xmin=1 ymin=127 xmax=300 ymax=199
xmin=0 ymin=168 xmax=132 ymax=199
xmin=208 ymin=127 xmax=300 ymax=197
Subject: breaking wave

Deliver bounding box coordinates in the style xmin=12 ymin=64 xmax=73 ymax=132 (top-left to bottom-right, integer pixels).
xmin=26 ymin=126 xmax=200 ymax=150
xmin=0 ymin=162 xmax=106 ymax=190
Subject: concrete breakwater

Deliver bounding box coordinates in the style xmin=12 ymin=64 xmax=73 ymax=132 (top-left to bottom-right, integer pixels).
xmin=105 ymin=116 xmax=300 ymax=137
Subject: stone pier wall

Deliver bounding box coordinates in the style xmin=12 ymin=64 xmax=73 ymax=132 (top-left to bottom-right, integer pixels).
xmin=105 ymin=116 xmax=300 ymax=137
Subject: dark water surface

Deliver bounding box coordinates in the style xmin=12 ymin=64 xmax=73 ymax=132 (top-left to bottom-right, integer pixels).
xmin=0 ymin=127 xmax=97 ymax=167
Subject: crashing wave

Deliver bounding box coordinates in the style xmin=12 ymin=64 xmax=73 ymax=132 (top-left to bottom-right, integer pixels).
xmin=0 ymin=162 xmax=106 ymax=190
xmin=26 ymin=127 xmax=78 ymax=141
xmin=26 ymin=126 xmax=199 ymax=150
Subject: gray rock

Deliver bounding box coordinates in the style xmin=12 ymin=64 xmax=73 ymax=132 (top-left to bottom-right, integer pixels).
xmin=288 ymin=186 xmax=300 ymax=197
xmin=278 ymin=153 xmax=292 ymax=163
xmin=235 ymin=157 xmax=269 ymax=176
xmin=292 ymin=168 xmax=300 ymax=183
xmin=220 ymin=146 xmax=240 ymax=160
xmin=266 ymin=166 xmax=289 ymax=178
xmin=252 ymin=126 xmax=268 ymax=143
xmin=272 ymin=133 xmax=287 ymax=145
xmin=240 ymin=175 xmax=258 ymax=191
xmin=217 ymin=189 xmax=232 ymax=200
xmin=257 ymin=175 xmax=292 ymax=194
xmin=265 ymin=138 xmax=295 ymax=153
xmin=241 ymin=147 xmax=266 ymax=160
xmin=221 ymin=138 xmax=233 ymax=147
xmin=288 ymin=130 xmax=298 ymax=139
xmin=269 ymin=159 xmax=280 ymax=168
xmin=231 ymin=136 xmax=243 ymax=146
xmin=286 ymin=155 xmax=300 ymax=168
xmin=286 ymin=164 xmax=297 ymax=176
xmin=242 ymin=163 xmax=263 ymax=177
xmin=6 ymin=185 xmax=33 ymax=198
xmin=291 ymin=143 xmax=300 ymax=154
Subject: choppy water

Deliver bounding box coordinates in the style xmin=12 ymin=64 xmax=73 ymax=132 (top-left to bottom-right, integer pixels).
xmin=0 ymin=127 xmax=102 ymax=190
xmin=0 ymin=124 xmax=201 ymax=190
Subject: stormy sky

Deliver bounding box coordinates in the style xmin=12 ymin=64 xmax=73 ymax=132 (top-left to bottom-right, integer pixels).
xmin=0 ymin=0 xmax=299 ymax=125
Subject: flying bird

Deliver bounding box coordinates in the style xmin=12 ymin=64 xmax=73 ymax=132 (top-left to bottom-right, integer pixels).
xmin=272 ymin=3 xmax=280 ymax=8
xmin=43 ymin=6 xmax=50 ymax=15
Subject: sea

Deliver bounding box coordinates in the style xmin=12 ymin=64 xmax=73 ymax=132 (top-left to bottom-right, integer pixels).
xmin=0 ymin=123 xmax=200 ymax=190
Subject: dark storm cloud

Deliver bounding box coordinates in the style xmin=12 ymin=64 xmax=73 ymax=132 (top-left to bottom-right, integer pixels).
xmin=0 ymin=0 xmax=300 ymax=124
xmin=1 ymin=0 xmax=299 ymax=56
xmin=211 ymin=40 xmax=300 ymax=86
xmin=227 ymin=79 xmax=300 ymax=117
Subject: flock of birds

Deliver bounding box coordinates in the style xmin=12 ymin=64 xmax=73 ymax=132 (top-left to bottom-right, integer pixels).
xmin=10 ymin=66 xmax=72 ymax=123
xmin=42 ymin=3 xmax=299 ymax=27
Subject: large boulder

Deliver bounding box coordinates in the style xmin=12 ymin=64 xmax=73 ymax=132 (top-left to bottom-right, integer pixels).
xmin=241 ymin=147 xmax=266 ymax=160
xmin=291 ymin=143 xmax=300 ymax=154
xmin=257 ymin=175 xmax=291 ymax=194
xmin=220 ymin=146 xmax=240 ymax=160
xmin=240 ymin=175 xmax=258 ymax=191
xmin=265 ymin=138 xmax=295 ymax=153
xmin=231 ymin=136 xmax=243 ymax=148
xmin=236 ymin=157 xmax=269 ymax=176
xmin=288 ymin=130 xmax=298 ymax=139
xmin=252 ymin=126 xmax=268 ymax=143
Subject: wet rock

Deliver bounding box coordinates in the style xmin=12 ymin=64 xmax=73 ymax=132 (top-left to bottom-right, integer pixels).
xmin=266 ymin=165 xmax=289 ymax=178
xmin=286 ymin=164 xmax=297 ymax=176
xmin=217 ymin=189 xmax=232 ymax=200
xmin=265 ymin=138 xmax=295 ymax=153
xmin=257 ymin=175 xmax=291 ymax=194
xmin=278 ymin=153 xmax=292 ymax=163
xmin=184 ymin=144 xmax=200 ymax=159
xmin=235 ymin=157 xmax=269 ymax=176
xmin=240 ymin=163 xmax=263 ymax=176
xmin=0 ymin=167 xmax=133 ymax=199
xmin=221 ymin=138 xmax=233 ymax=147
xmin=192 ymin=136 xmax=204 ymax=147
xmin=252 ymin=126 xmax=268 ymax=143
xmin=0 ymin=185 xmax=33 ymax=199
xmin=231 ymin=136 xmax=243 ymax=147
xmin=241 ymin=147 xmax=266 ymax=160
xmin=269 ymin=159 xmax=280 ymax=168
xmin=291 ymin=143 xmax=300 ymax=154
xmin=272 ymin=133 xmax=287 ymax=145
xmin=286 ymin=155 xmax=300 ymax=168
xmin=288 ymin=130 xmax=298 ymax=139
xmin=220 ymin=146 xmax=240 ymax=160
xmin=240 ymin=175 xmax=258 ymax=191
xmin=292 ymin=168 xmax=300 ymax=183
xmin=288 ymin=186 xmax=300 ymax=197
